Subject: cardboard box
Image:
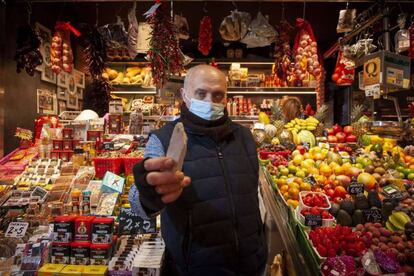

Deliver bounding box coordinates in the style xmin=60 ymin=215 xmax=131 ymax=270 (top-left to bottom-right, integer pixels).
xmin=83 ymin=265 xmax=108 ymax=276
xmin=38 ymin=264 xmax=66 ymax=276
xmin=59 ymin=265 xmax=84 ymax=275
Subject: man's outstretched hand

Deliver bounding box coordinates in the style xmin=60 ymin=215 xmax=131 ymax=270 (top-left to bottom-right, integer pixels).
xmin=144 ymin=157 xmax=191 ymax=204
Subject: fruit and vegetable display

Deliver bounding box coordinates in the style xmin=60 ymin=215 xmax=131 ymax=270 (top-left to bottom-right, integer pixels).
xmin=259 ymin=97 xmax=414 ymax=274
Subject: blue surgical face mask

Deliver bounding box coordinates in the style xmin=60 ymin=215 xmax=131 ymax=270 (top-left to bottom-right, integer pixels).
xmin=184 ymin=93 xmax=225 ymax=121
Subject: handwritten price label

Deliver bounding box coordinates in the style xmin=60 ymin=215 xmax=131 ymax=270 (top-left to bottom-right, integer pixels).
xmin=363 ymin=209 xmax=382 ymax=223
xmin=5 ymin=222 xmax=29 ymax=238
xmin=304 ymin=214 xmax=322 ymax=227
xmin=348 ymin=182 xmax=364 ymax=195
xmin=119 ymin=208 xmax=156 ymax=235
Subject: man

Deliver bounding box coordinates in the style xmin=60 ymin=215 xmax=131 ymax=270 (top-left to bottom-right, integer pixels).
xmin=129 ymin=65 xmax=267 ymax=276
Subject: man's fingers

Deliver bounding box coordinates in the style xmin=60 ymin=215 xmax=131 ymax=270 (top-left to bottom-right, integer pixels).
xmin=155 ymin=183 xmax=182 ymax=195
xmin=144 ymin=157 xmax=175 ymax=171
xmin=181 ymin=176 xmax=191 ymax=188
xmin=161 ymin=191 xmax=182 ymax=204
xmin=146 ymin=171 xmax=185 ymax=186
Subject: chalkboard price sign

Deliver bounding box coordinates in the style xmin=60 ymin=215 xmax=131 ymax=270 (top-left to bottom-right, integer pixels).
xmin=118 ymin=208 xmax=156 ymax=235
xmin=348 ymin=182 xmax=364 ymax=195
xmin=304 ymin=214 xmax=322 ymax=227
xmin=363 ymin=209 xmax=382 ymax=223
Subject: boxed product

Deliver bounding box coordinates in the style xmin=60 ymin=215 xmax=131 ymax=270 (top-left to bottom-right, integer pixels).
xmin=38 ymin=263 xmax=66 ymax=276
xmin=60 ymin=264 xmax=84 ymax=275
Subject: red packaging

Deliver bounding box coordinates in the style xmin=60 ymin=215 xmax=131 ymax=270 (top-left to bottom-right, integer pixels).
xmin=63 ymin=139 xmax=73 ymax=150
xmin=92 ymin=217 xmax=114 ymax=244
xmin=71 ymin=241 xmax=90 ymax=265
xmin=72 ymin=139 xmax=80 ymax=149
xmin=90 ymin=243 xmax=112 ymax=265
xmin=60 ymin=151 xmax=70 ymax=162
xmin=87 ymin=131 xmax=102 ymax=142
xmin=53 ymin=216 xmax=76 ymax=243
xmin=62 ymin=128 xmax=73 ymax=139
xmin=74 ymin=216 xmax=95 ymax=242
xmin=53 ymin=140 xmax=63 ymax=150
xmin=51 ymin=151 xmax=60 ymax=159
xmin=51 ymin=242 xmax=71 ymax=264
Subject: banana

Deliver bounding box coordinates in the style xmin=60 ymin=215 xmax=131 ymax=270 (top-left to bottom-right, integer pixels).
xmin=112 ymin=72 xmax=124 ymax=84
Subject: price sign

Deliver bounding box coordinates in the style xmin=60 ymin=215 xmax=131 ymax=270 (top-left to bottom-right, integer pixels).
xmin=348 ymin=182 xmax=364 ymax=195
xmin=304 ymin=214 xmax=322 ymax=227
xmin=304 ymin=176 xmax=317 ymax=186
xmin=5 ymin=222 xmax=29 ymax=238
xmin=363 ymin=209 xmax=382 ymax=223
xmin=104 ymin=142 xmax=114 ymax=151
xmin=119 ymin=208 xmax=156 ymax=235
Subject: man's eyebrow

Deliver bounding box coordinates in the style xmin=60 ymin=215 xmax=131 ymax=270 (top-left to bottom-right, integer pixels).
xmin=194 ymin=88 xmax=208 ymax=93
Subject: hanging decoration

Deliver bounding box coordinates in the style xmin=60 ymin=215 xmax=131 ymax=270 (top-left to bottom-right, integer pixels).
xmin=146 ymin=0 xmax=184 ymax=88
xmin=83 ymin=79 xmax=111 ymax=117
xmin=14 ymin=25 xmax=43 ymax=76
xmin=240 ymin=12 xmax=277 ymax=48
xmin=78 ymin=23 xmax=107 ymax=79
xmin=409 ymin=19 xmax=414 ymax=59
xmin=219 ymin=10 xmax=251 ymax=41
xmin=293 ymin=18 xmax=322 ymax=87
xmin=332 ymin=50 xmax=355 ymax=86
xmin=127 ymin=2 xmax=139 ymax=59
xmin=274 ymin=18 xmax=294 ymax=87
xmin=336 ymin=7 xmax=357 ymax=33
xmin=175 ymin=14 xmax=190 ymax=40
xmin=198 ymin=16 xmax=212 ymax=56
xmin=50 ymin=22 xmax=80 ymax=75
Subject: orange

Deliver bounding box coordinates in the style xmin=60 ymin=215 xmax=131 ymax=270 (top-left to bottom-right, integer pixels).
xmin=300 ymin=182 xmax=312 ymax=191
xmin=303 ymin=153 xmax=312 ymax=160
xmin=283 ymin=192 xmax=289 ymax=200
xmin=334 ymin=166 xmax=343 ymax=175
xmin=320 ymin=165 xmax=333 ymax=177
xmin=280 ymin=185 xmax=289 ymax=193
xmin=288 ymin=182 xmax=300 ymax=191
xmin=314 ymin=153 xmax=325 ymax=161
xmin=288 ymin=187 xmax=300 ymax=200
xmin=406 ymin=156 xmax=413 ymax=163
xmin=287 ymin=199 xmax=299 ymax=208
xmin=277 ymin=179 xmax=287 ymax=188
xmin=308 ymin=167 xmax=319 ymax=175
xmin=410 ymin=164 xmax=414 ymax=170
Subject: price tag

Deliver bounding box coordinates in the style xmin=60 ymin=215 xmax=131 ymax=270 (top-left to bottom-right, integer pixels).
xmin=363 ymin=209 xmax=382 ymax=223
xmin=5 ymin=222 xmax=29 ymax=238
xmin=348 ymin=182 xmax=364 ymax=195
xmin=103 ymin=142 xmax=114 ymax=151
xmin=304 ymin=175 xmax=317 ymax=186
xmin=365 ymin=84 xmax=380 ymax=98
xmin=119 ymin=208 xmax=156 ymax=235
xmin=304 ymin=214 xmax=322 ymax=227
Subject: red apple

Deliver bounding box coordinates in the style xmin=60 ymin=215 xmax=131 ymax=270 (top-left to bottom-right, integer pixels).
xmin=334 ymin=186 xmax=347 ymax=198
xmin=326 ymin=128 xmax=335 ymax=136
xmin=346 ymin=134 xmax=357 ymax=143
xmin=296 ymin=145 xmax=306 ymax=155
xmin=326 ymin=189 xmax=335 ymax=198
xmin=327 ymin=135 xmax=338 ymax=143
xmin=335 ymin=132 xmax=346 ymax=143
xmin=344 ymin=126 xmax=353 ymax=135
xmin=333 ymin=124 xmax=342 ymax=134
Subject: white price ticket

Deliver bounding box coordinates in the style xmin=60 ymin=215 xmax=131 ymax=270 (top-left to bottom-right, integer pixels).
xmin=5 ymin=222 xmax=29 ymax=238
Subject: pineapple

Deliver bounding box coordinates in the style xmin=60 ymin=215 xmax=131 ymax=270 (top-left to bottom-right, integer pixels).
xmin=271 ymin=103 xmax=286 ymax=137
xmin=350 ymin=104 xmax=365 ymax=138
xmin=313 ymin=104 xmax=328 ymax=137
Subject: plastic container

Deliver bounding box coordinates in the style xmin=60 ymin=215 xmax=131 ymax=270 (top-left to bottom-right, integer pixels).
xmin=123 ymin=157 xmax=144 ymax=176
xmin=298 ymin=191 xmax=331 ymax=213
xmin=295 ymin=207 xmax=335 ymax=228
xmin=93 ymin=157 xmax=123 ymax=179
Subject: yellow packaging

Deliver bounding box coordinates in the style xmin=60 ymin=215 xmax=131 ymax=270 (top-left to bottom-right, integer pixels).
xmin=82 ymin=265 xmax=108 ymax=276
xmin=38 ymin=264 xmax=66 ymax=276
xmin=59 ymin=265 xmax=84 ymax=275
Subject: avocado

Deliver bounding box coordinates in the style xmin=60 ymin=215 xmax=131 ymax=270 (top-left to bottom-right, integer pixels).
xmin=340 ymin=200 xmax=355 ymax=216
xmin=337 ymin=209 xmax=353 ymax=227
xmin=382 ymin=202 xmax=394 ymax=221
xmin=352 ymin=209 xmax=365 ymax=226
xmin=368 ymin=191 xmax=382 ymax=208
xmin=355 ymin=193 xmax=370 ymax=210
xmin=329 ymin=202 xmax=341 ymax=217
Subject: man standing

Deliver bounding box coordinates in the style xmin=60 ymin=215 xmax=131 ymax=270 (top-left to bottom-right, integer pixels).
xmin=129 ymin=65 xmax=267 ymax=275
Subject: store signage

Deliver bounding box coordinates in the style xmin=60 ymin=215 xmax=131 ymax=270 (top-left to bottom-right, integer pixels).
xmin=363 ymin=57 xmax=381 ymax=86
xmin=363 ymin=209 xmax=382 ymax=223
xmin=5 ymin=222 xmax=29 ymax=238
xmin=365 ymin=84 xmax=380 ymax=98
xmin=103 ymin=142 xmax=114 ymax=151
xmin=304 ymin=176 xmax=317 ymax=186
xmin=119 ymin=208 xmax=156 ymax=235
xmin=304 ymin=214 xmax=322 ymax=227
xmin=348 ymin=182 xmax=364 ymax=195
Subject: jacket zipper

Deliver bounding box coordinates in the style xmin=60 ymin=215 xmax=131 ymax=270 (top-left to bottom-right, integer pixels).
xmin=216 ymin=145 xmax=240 ymax=257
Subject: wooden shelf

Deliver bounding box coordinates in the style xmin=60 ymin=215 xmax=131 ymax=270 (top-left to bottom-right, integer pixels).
xmin=227 ymin=87 xmax=316 ymax=95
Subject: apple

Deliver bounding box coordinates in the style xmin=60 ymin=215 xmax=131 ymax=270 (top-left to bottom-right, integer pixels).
xmin=327 ymin=135 xmax=338 ymax=143
xmin=344 ymin=126 xmax=353 ymax=135
xmin=296 ymin=145 xmax=306 ymax=155
xmin=326 ymin=188 xmax=335 ymax=198
xmin=335 ymin=132 xmax=346 ymax=143
xmin=333 ymin=124 xmax=342 ymax=134
xmin=326 ymin=128 xmax=334 ymax=136
xmin=346 ymin=134 xmax=357 ymax=143
xmin=333 ymin=197 xmax=343 ymax=204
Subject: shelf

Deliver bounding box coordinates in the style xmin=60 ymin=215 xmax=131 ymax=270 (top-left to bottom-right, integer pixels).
xmin=111 ymin=86 xmax=157 ymax=95
xmin=111 ymin=90 xmax=156 ymax=95
xmin=229 ymin=115 xmax=258 ymax=122
xmin=106 ymin=58 xmax=275 ymax=66
xmin=227 ymin=87 xmax=316 ymax=95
